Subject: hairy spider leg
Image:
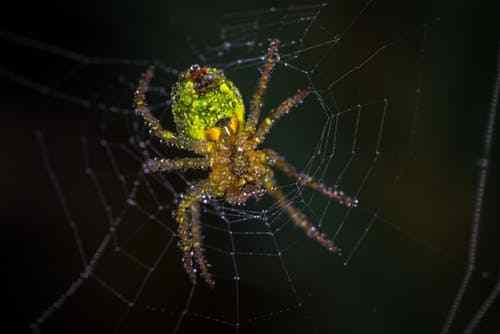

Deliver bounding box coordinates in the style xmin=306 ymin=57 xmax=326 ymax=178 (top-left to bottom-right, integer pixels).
xmin=143 ymin=157 xmax=210 ymax=174
xmin=265 ymin=149 xmax=359 ymax=208
xmin=134 ymin=66 xmax=177 ymax=142
xmin=176 ymin=181 xmax=214 ymax=287
xmin=265 ymin=182 xmax=341 ymax=254
xmin=245 ymin=39 xmax=281 ymax=132
xmin=181 ymin=206 xmax=197 ymax=284
xmin=190 ymin=202 xmax=215 ymax=287
xmin=134 ymin=65 xmax=210 ymax=154
xmin=141 ymin=156 xmax=214 ymax=286
xmin=254 ymin=88 xmax=311 ymax=144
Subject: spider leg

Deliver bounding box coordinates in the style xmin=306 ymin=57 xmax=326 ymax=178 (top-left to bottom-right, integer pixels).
xmin=245 ymin=39 xmax=281 ymax=132
xmin=254 ymin=88 xmax=311 ymax=144
xmin=180 ymin=207 xmax=196 ymax=284
xmin=177 ymin=181 xmax=214 ymax=287
xmin=265 ymin=180 xmax=341 ymax=254
xmin=134 ymin=66 xmax=177 ymax=142
xmin=190 ymin=202 xmax=215 ymax=287
xmin=134 ymin=66 xmax=210 ymax=154
xmin=265 ymin=149 xmax=358 ymax=208
xmin=143 ymin=157 xmax=210 ymax=174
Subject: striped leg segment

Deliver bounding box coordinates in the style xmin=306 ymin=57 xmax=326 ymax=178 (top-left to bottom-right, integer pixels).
xmin=246 ymin=39 xmax=281 ymax=132
xmin=134 ymin=66 xmax=210 ymax=154
xmin=190 ymin=202 xmax=214 ymax=287
xmin=255 ymin=88 xmax=311 ymax=144
xmin=265 ymin=149 xmax=358 ymax=208
xmin=143 ymin=157 xmax=210 ymax=174
xmin=134 ymin=66 xmax=178 ymax=143
xmin=176 ymin=181 xmax=214 ymax=287
xmin=267 ymin=183 xmax=341 ymax=254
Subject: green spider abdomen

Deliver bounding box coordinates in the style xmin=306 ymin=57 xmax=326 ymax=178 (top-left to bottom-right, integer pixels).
xmin=171 ymin=65 xmax=245 ymax=141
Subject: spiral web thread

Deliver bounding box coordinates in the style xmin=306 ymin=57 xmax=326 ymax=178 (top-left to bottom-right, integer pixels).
xmin=2 ymin=1 xmax=498 ymax=333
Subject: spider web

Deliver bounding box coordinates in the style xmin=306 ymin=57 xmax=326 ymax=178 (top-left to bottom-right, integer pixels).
xmin=2 ymin=1 xmax=499 ymax=333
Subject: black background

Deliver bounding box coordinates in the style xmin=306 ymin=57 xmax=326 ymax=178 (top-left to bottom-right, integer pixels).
xmin=2 ymin=0 xmax=500 ymax=333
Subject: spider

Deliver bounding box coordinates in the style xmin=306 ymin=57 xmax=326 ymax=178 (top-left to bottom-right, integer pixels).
xmin=134 ymin=40 xmax=358 ymax=288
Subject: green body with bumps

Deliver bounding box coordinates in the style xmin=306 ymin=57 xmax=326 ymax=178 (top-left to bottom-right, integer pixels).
xmin=170 ymin=66 xmax=245 ymax=141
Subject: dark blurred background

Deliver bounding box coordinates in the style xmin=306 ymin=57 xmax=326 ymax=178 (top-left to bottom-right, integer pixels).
xmin=1 ymin=0 xmax=499 ymax=333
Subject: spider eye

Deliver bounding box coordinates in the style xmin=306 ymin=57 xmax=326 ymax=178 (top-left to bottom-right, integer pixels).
xmin=215 ymin=117 xmax=231 ymax=128
xmin=217 ymin=117 xmax=239 ymax=135
xmin=206 ymin=116 xmax=239 ymax=141
xmin=216 ymin=117 xmax=233 ymax=137
xmin=186 ymin=65 xmax=223 ymax=94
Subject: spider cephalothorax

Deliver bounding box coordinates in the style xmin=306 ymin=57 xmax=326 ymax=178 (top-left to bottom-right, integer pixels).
xmin=205 ymin=118 xmax=271 ymax=205
xmin=135 ymin=39 xmax=358 ymax=287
